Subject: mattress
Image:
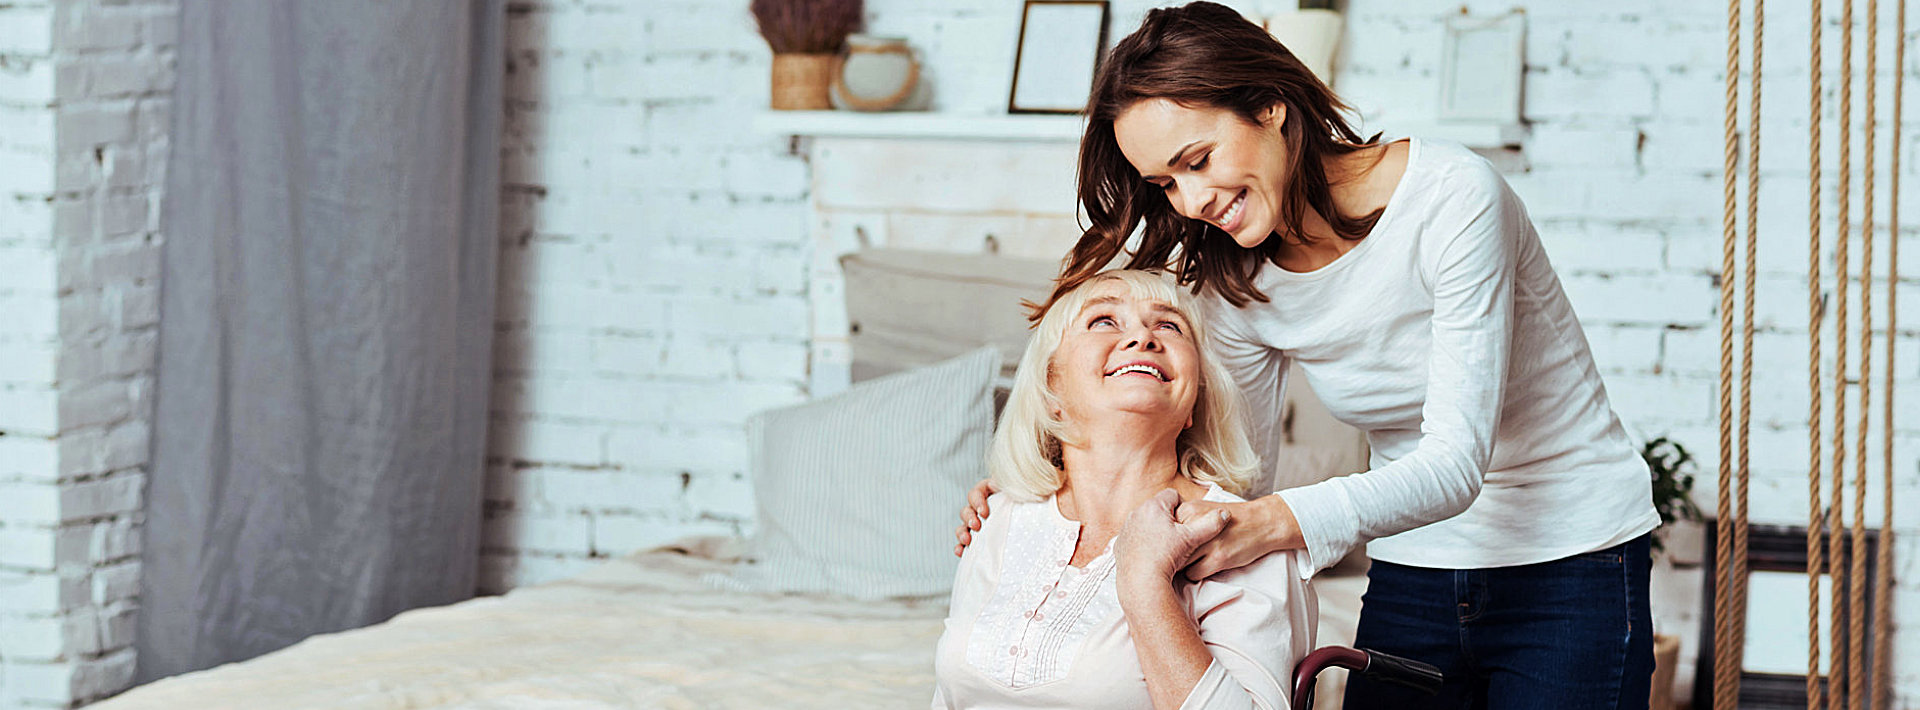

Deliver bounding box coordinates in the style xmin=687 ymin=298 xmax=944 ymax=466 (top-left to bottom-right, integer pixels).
xmin=93 ymin=537 xmax=1369 ymax=710
xmin=92 ymin=537 xmax=947 ymax=710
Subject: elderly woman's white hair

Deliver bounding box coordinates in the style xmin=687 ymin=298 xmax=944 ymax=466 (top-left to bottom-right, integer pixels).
xmin=988 ymin=269 xmax=1259 ymax=501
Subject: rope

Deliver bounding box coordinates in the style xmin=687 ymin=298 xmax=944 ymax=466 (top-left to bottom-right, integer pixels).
xmin=1873 ymin=2 xmax=1903 ymax=705
xmin=1848 ymin=0 xmax=1877 ymax=705
xmin=1736 ymin=0 xmax=1760 ymax=681
xmin=1805 ymin=0 xmax=1828 ymax=703
xmin=1713 ymin=0 xmax=1742 ymax=700
xmin=1827 ymin=0 xmax=1854 ymax=704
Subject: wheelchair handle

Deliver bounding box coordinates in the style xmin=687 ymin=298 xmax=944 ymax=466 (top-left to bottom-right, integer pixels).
xmin=1290 ymin=647 xmax=1444 ymax=710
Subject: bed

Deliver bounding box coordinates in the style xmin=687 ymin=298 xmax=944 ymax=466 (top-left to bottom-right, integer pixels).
xmin=94 ymin=248 xmax=1375 ymax=710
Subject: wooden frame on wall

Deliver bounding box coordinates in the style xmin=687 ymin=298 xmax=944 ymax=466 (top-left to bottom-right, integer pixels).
xmin=1693 ymin=523 xmax=1881 ymax=710
xmin=1007 ymin=0 xmax=1110 ymax=115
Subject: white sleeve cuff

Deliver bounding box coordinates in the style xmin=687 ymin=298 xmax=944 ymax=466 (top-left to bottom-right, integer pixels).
xmin=1275 ymin=483 xmax=1357 ymax=579
xmin=1177 ymin=659 xmax=1262 ymax=710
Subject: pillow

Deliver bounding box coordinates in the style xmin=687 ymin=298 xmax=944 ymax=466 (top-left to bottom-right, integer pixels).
xmin=710 ymin=346 xmax=1000 ymax=600
xmin=839 ymin=248 xmax=1058 ymax=384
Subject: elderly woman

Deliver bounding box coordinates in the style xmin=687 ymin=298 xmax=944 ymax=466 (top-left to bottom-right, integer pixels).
xmin=932 ymin=270 xmax=1313 ymax=710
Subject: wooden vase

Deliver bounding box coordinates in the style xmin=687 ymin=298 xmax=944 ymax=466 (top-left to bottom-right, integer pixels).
xmin=770 ymin=53 xmax=835 ymax=110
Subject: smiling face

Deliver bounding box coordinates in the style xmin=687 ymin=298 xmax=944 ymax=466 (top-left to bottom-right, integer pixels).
xmin=1047 ymin=279 xmax=1201 ymax=433
xmin=1112 ymin=98 xmax=1291 ymax=249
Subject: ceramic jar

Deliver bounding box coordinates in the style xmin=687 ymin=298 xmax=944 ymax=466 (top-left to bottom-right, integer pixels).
xmin=831 ymin=34 xmax=930 ymax=111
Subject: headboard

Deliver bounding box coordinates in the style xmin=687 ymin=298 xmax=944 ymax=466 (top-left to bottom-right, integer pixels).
xmin=838 ymin=247 xmax=1369 ymax=495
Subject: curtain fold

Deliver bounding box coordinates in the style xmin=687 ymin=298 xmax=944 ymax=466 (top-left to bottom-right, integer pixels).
xmin=137 ymin=0 xmax=503 ymax=681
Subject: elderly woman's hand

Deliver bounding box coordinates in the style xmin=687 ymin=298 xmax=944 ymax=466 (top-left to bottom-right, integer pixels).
xmin=1114 ymin=489 xmax=1231 ymax=598
xmin=1175 ymin=495 xmax=1304 ymax=581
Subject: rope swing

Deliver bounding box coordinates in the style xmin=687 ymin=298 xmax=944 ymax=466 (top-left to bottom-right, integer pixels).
xmin=1721 ymin=0 xmax=1903 ymax=706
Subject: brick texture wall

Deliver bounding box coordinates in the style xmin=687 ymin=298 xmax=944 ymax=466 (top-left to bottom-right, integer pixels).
xmin=490 ymin=0 xmax=1916 ymax=702
xmin=0 ymin=0 xmax=1907 ymax=706
xmin=0 ymin=0 xmax=172 ymax=707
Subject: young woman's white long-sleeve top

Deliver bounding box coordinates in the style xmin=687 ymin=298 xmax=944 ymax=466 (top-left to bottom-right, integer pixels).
xmin=1206 ymin=137 xmax=1660 ymax=575
xmin=933 ymin=486 xmax=1315 ymax=709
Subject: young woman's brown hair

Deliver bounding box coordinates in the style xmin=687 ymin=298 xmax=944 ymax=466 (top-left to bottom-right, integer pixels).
xmin=1036 ymin=0 xmax=1381 ymax=318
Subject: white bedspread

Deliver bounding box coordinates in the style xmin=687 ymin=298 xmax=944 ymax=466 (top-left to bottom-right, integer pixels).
xmin=92 ymin=538 xmax=1369 ymax=710
xmin=93 ymin=538 xmax=948 ymax=710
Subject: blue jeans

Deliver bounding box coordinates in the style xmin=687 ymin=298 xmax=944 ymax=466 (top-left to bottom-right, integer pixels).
xmin=1343 ymin=534 xmax=1655 ymax=710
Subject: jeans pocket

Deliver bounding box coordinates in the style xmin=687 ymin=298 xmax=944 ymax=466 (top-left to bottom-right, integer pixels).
xmin=1570 ymin=547 xmax=1625 ymax=565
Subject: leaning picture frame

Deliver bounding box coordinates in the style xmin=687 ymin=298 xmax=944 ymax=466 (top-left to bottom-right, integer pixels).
xmin=1007 ymin=0 xmax=1110 ymax=114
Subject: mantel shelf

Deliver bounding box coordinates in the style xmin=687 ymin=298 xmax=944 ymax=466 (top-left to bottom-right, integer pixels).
xmin=755 ymin=110 xmax=1530 ymax=149
xmin=754 ymin=111 xmax=1084 ymax=142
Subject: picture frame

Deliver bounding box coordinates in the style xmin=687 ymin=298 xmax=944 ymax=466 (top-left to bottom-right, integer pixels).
xmin=1007 ymin=0 xmax=1110 ymax=115
xmin=1437 ymin=9 xmax=1525 ymax=125
xmin=1693 ymin=523 xmax=1882 ymax=710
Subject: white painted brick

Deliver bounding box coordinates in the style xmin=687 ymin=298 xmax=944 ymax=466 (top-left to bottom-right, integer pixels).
xmin=1525 ymin=68 xmax=1657 ymax=122
xmin=0 ymin=197 xmax=56 ymax=240
xmin=541 ymin=470 xmax=680 ymax=515
xmin=1585 ymin=172 xmax=1721 ymax=224
xmin=0 ymin=53 xmax=54 ymax=105
xmin=53 ymin=3 xmax=144 ymax=52
xmin=0 ymin=481 xmax=58 ymax=525
xmin=593 ymin=514 xmax=737 ymax=555
xmin=0 ymin=149 xmax=56 ymax=195
xmin=812 ymin=138 xmax=1078 ymax=213
xmin=88 ymin=560 xmax=135 ymax=605
xmin=0 ymin=6 xmax=55 ymax=56
xmin=55 ymin=378 xmax=133 ymax=431
xmin=0 ymin=339 xmax=57 ymax=386
xmin=71 ymin=646 xmax=136 ymax=700
xmin=0 ymin=613 xmax=63 ymax=659
xmin=1580 ymin=325 xmax=1663 ymax=375
xmin=722 ymin=152 xmax=807 ymax=199
xmin=0 ymin=384 xmax=59 ymax=439
xmin=0 ymin=570 xmax=66 ymax=613
xmin=57 ymin=472 xmax=142 ymax=522
xmin=658 ymin=337 xmax=733 ymax=380
xmin=0 ymin=524 xmax=55 ymax=571
xmin=1537 ymin=223 xmax=1666 ymax=275
xmin=1603 ymin=373 xmax=1717 ymax=428
xmin=665 ymin=295 xmax=808 ymax=339
xmin=669 ymin=381 xmax=805 ymax=425
xmin=492 ymin=327 xmax=593 ymax=375
xmin=489 ymin=418 xmax=605 ymax=467
xmin=604 ymin=241 xmax=757 ymax=294
xmin=87 ymin=517 xmax=138 ymax=562
xmin=1562 ymin=272 xmax=1715 ymax=327
xmin=641 ymin=3 xmax=762 ymax=56
xmin=53 ymin=101 xmax=137 ymax=152
xmin=751 ymin=247 xmax=806 ymax=294
xmin=604 ymin=424 xmax=748 ymax=475
xmin=482 ymin=509 xmax=592 ymax=555
xmin=682 ymin=471 xmax=754 ymax=522
xmin=733 ymin=340 xmax=808 ymax=384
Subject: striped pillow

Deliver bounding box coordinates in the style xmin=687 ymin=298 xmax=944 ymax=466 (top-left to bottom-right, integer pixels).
xmin=712 ymin=346 xmax=1000 ymax=600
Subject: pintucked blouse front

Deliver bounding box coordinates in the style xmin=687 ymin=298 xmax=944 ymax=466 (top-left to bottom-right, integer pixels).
xmin=932 ymin=485 xmax=1315 ymax=709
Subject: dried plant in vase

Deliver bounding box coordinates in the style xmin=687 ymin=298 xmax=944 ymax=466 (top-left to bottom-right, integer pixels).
xmin=750 ymin=0 xmax=863 ymax=110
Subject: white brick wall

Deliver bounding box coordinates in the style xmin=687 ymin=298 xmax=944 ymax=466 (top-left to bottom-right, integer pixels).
xmin=0 ymin=0 xmax=170 ymax=707
xmin=491 ymin=0 xmax=1916 ymax=703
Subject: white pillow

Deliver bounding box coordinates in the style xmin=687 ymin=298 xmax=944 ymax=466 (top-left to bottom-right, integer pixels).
xmin=711 ymin=346 xmax=1000 ymax=600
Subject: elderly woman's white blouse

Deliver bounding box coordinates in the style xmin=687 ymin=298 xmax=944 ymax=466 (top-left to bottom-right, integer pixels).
xmin=932 ymin=485 xmax=1315 ymax=709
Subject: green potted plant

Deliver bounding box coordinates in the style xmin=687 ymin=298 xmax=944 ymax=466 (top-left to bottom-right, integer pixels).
xmin=1640 ymin=435 xmax=1703 ymax=710
xmin=1642 ymin=436 xmax=1706 ymax=561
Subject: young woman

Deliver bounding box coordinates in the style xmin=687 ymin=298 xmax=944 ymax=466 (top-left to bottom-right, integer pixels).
xmin=958 ymin=3 xmax=1659 ymax=707
xmin=934 ymin=270 xmax=1314 ymax=710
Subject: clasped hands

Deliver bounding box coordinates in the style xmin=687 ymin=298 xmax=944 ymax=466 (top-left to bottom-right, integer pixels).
xmin=956 ymin=481 xmax=1291 ymax=584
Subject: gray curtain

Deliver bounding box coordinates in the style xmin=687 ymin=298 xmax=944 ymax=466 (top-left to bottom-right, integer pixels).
xmin=137 ymin=0 xmax=503 ymax=682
